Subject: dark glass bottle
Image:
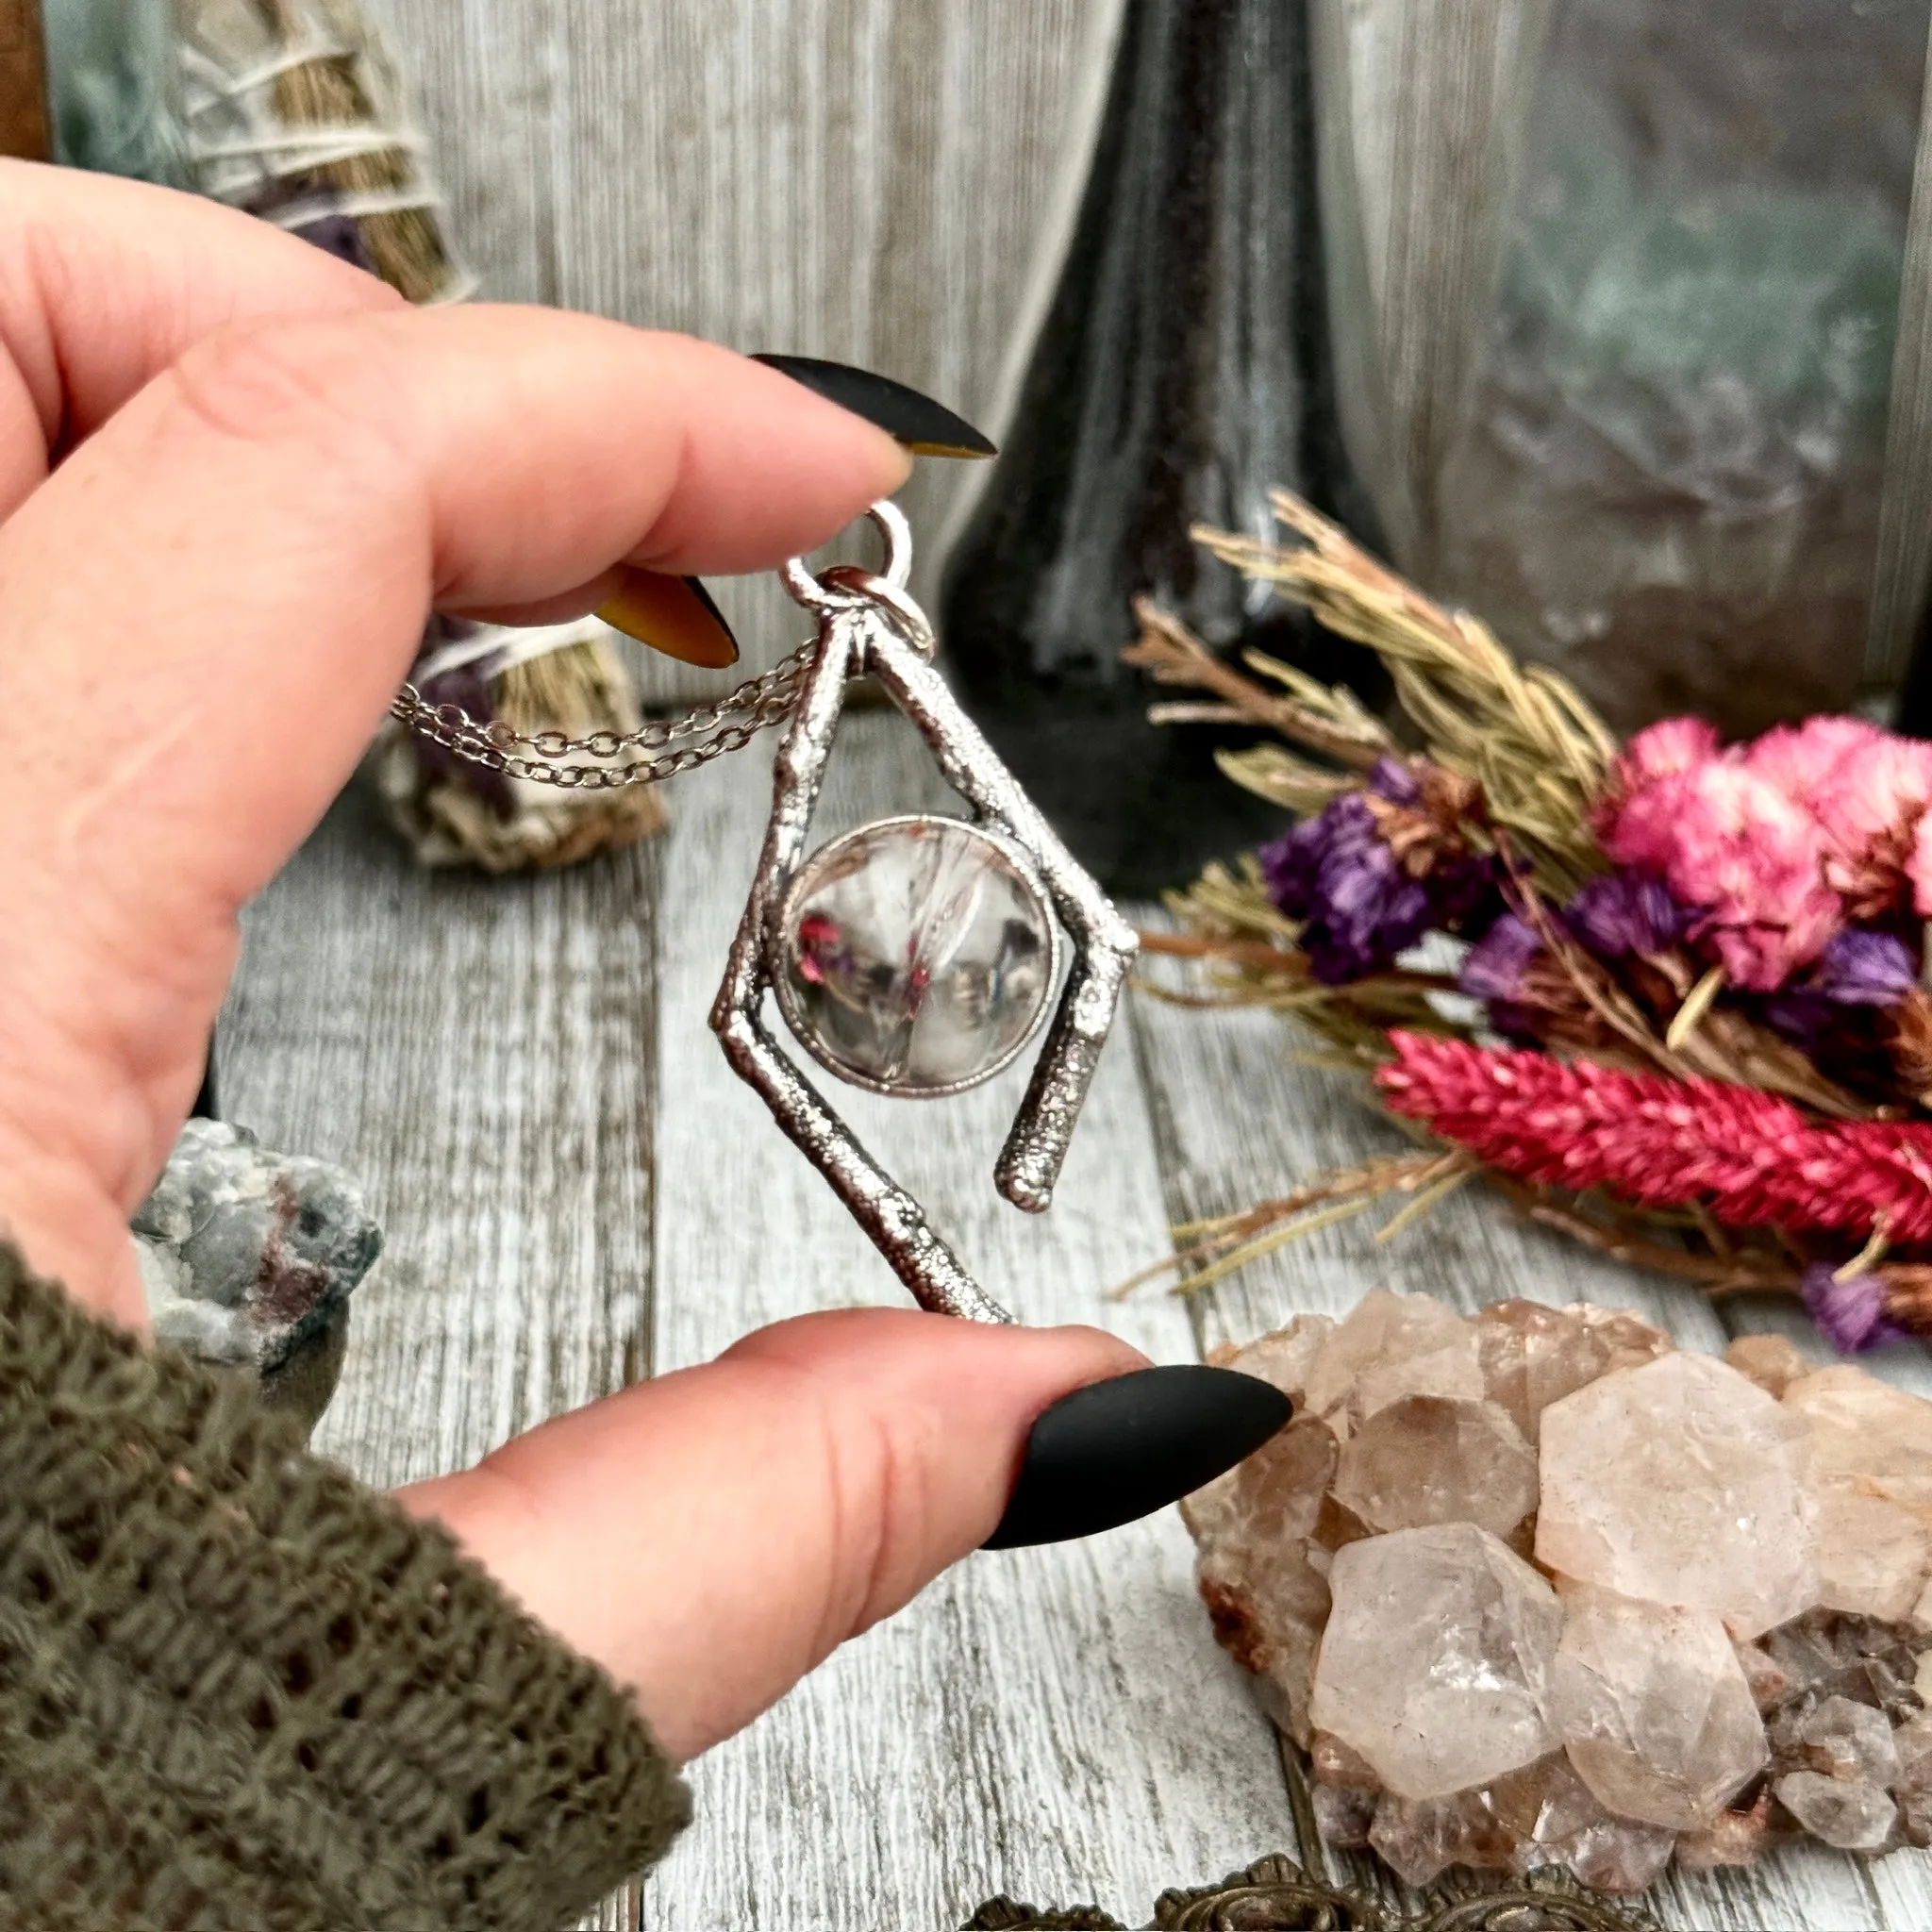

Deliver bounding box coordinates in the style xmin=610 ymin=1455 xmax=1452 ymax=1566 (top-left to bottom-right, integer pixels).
xmin=940 ymin=0 xmax=1386 ymax=895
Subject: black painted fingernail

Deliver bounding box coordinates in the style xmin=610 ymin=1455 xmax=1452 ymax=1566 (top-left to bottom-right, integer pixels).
xmin=982 ymin=1365 xmax=1292 ymax=1550
xmin=192 ymin=1037 xmax=218 ymax=1120
xmin=752 ymin=354 xmax=997 ymax=458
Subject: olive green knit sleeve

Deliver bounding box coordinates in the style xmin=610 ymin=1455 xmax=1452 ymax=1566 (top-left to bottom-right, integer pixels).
xmin=0 ymin=1242 xmax=691 ymax=1931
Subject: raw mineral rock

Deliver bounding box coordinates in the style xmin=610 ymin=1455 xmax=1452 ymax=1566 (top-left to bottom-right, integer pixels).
xmin=1183 ymin=1411 xmax=1340 ymax=1747
xmin=1551 ymin=1584 xmax=1768 ymax=1829
xmin=1368 ymin=1786 xmax=1516 ymax=1886
xmin=1310 ymin=1730 xmax=1379 ymax=1789
xmin=1760 ymin=1609 xmax=1927 ymax=1722
xmin=1331 ymin=1395 xmax=1539 ymax=1541
xmin=1798 ymin=1695 xmax=1900 ymax=1787
xmin=1898 ymin=1712 xmax=1932 ymax=1846
xmin=1184 ymin=1300 xmax=1932 ymax=1895
xmin=1785 ymin=1367 xmax=1932 ymax=1522
xmin=1474 ymin=1299 xmax=1671 ymax=1443
xmin=1774 ymin=1770 xmax=1898 ymax=1851
xmin=1810 ymin=1489 xmax=1930 ymax=1624
xmin=1195 ymin=1538 xmax=1331 ymax=1748
xmin=1300 ymin=1289 xmax=1482 ymax=1436
xmin=1309 ymin=1523 xmax=1562 ymax=1799
xmin=1724 ymin=1333 xmax=1811 ymax=1399
xmin=1182 ymin=1415 xmax=1338 ymax=1553
xmin=1734 ymin=1641 xmax=1790 ymax=1712
xmin=132 ymin=1119 xmax=382 ymax=1430
xmin=1310 ymin=1780 xmax=1376 ymax=1850
xmin=1208 ymin=1311 xmax=1333 ymax=1407
xmin=1674 ymin=1795 xmax=1773 ymax=1871
xmin=1490 ymin=1753 xmax=1677 ymax=1893
xmin=1536 ymin=1352 xmax=1818 ymax=1639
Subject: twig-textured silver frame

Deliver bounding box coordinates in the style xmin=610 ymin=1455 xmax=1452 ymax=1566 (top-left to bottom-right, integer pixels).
xmin=711 ymin=503 xmax=1140 ymax=1324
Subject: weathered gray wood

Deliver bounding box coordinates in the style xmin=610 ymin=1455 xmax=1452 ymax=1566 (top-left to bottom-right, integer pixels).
xmin=213 ymin=3 xmax=1932 ymax=1912
xmin=1126 ymin=955 xmax=1932 ymax=1929
xmin=219 ymin=784 xmax=657 ymax=1932
xmin=641 ymin=711 xmax=1295 ymax=1929
xmin=381 ymin=0 xmax=1124 ymax=700
xmin=224 ymin=741 xmax=1932 ymax=1927
xmin=222 ymin=783 xmax=658 ymax=1486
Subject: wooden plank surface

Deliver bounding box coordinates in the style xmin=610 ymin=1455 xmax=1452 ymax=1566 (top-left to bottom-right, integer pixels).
xmin=641 ymin=710 xmax=1296 ymax=1930
xmin=213 ymin=1 xmax=1932 ymax=1918
xmin=219 ymin=783 xmax=659 ymax=1931
xmin=1128 ymin=955 xmax=1932 ymax=1932
xmin=223 ymin=731 xmax=1932 ymax=1928
xmin=381 ymin=0 xmax=1124 ymax=697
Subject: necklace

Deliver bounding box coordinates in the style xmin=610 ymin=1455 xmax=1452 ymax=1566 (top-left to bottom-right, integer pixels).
xmin=392 ymin=503 xmax=1138 ymax=1324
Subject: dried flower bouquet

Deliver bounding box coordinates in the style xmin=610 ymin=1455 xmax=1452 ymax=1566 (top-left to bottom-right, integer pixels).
xmin=1129 ymin=492 xmax=1932 ymax=1352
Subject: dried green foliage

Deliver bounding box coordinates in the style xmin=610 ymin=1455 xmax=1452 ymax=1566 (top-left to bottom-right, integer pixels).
xmin=1128 ymin=491 xmax=1616 ymax=898
xmin=1120 ymin=492 xmax=1896 ymax=1312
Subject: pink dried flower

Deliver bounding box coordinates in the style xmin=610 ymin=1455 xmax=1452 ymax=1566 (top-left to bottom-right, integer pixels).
xmin=1601 ymin=758 xmax=1838 ymax=989
xmin=1742 ymin=716 xmax=1887 ymax=804
xmin=1749 ymin=718 xmax=1932 ymax=915
xmin=1913 ymin=812 xmax=1932 ymax=918
xmin=1374 ymin=1032 xmax=1932 ymax=1242
xmin=1613 ymin=716 xmax=1720 ymax=791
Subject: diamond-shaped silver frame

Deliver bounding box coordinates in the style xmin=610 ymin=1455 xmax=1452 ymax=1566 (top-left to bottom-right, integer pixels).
xmin=711 ymin=504 xmax=1139 ymax=1324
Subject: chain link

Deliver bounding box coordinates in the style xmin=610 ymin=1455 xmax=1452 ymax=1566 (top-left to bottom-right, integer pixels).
xmin=389 ymin=640 xmax=818 ymax=790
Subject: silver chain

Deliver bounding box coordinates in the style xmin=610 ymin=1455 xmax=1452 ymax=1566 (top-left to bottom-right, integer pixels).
xmin=389 ymin=640 xmax=817 ymax=791
xmin=391 ymin=503 xmax=923 ymax=790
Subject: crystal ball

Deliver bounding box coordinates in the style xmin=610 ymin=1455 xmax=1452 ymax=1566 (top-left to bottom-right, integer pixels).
xmin=773 ymin=816 xmax=1058 ymax=1096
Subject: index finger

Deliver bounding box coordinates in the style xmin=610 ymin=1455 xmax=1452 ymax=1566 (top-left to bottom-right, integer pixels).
xmin=0 ymin=208 xmax=909 ymax=1279
xmin=0 ymin=160 xmax=403 ymax=513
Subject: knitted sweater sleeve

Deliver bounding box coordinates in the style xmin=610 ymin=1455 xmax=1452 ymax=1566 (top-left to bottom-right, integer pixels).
xmin=0 ymin=1242 xmax=691 ymax=1931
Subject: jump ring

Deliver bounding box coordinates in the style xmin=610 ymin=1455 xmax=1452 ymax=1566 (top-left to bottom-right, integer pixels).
xmin=779 ymin=499 xmax=914 ymax=614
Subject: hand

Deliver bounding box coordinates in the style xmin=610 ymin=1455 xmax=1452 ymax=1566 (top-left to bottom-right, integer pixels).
xmin=0 ymin=162 xmax=1145 ymax=1760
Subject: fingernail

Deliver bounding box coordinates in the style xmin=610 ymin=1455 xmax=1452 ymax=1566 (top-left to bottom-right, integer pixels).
xmin=597 ymin=569 xmax=739 ymax=668
xmin=751 ymin=354 xmax=997 ymax=458
xmin=981 ymin=1365 xmax=1292 ymax=1550
xmin=191 ymin=1037 xmax=218 ymax=1120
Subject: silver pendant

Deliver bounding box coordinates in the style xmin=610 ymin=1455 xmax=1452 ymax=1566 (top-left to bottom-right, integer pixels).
xmin=711 ymin=503 xmax=1139 ymax=1324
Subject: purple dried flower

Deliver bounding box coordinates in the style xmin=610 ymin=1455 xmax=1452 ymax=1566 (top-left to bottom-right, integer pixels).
xmin=291 ymin=211 xmax=379 ymax=276
xmin=1812 ymin=928 xmax=1918 ymax=1006
xmin=1259 ymin=795 xmax=1430 ymax=984
xmin=1801 ymin=1262 xmax=1907 ymax=1355
xmin=1565 ymin=870 xmax=1693 ymax=959
xmin=1434 ymin=855 xmax=1505 ymax=932
xmin=1368 ymin=757 xmax=1421 ymax=806
xmin=1459 ymin=914 xmax=1542 ymax=1004
xmin=1761 ymin=927 xmax=1917 ymax=1044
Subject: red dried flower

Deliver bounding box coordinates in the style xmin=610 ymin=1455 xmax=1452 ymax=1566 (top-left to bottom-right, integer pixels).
xmin=1374 ymin=1032 xmax=1932 ymax=1241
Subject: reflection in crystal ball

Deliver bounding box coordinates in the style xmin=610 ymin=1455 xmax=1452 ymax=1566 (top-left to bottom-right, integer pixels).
xmin=774 ymin=817 xmax=1056 ymax=1095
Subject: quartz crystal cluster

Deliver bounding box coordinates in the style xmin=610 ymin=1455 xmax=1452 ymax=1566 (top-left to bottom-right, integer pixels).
xmin=1183 ymin=1291 xmax=1932 ymax=1892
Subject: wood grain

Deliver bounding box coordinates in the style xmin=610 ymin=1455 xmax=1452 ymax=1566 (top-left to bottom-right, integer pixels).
xmin=219 ymin=784 xmax=657 ymax=1930
xmin=380 ymin=0 xmax=1123 ymax=706
xmin=1127 ymin=948 xmax=1932 ymax=1929
xmin=641 ymin=712 xmax=1295 ymax=1929
xmin=219 ymin=2 xmax=1932 ymax=1915
xmin=225 ymin=740 xmax=1932 ymax=1926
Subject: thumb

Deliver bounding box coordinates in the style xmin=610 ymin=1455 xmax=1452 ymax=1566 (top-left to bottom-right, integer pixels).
xmin=399 ymin=1310 xmax=1143 ymax=1761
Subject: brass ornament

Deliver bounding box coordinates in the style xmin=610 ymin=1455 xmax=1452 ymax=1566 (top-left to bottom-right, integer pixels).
xmin=964 ymin=1854 xmax=1665 ymax=1932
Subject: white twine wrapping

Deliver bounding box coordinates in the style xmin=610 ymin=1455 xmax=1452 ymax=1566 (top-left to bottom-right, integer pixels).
xmin=175 ymin=29 xmax=476 ymax=305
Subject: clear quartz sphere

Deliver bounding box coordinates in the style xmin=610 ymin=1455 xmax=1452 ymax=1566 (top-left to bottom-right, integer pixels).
xmin=774 ymin=816 xmax=1057 ymax=1095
